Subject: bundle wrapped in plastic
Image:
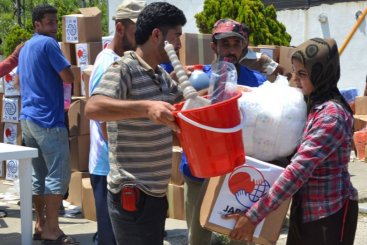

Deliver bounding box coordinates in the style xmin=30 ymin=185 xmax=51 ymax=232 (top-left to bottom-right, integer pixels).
xmin=238 ymin=76 xmax=307 ymax=161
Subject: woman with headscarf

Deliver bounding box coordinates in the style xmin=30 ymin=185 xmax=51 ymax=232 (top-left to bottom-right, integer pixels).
xmin=225 ymin=38 xmax=359 ymax=245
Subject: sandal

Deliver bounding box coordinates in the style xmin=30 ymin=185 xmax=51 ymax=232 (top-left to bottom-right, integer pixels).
xmin=43 ymin=234 xmax=79 ymax=244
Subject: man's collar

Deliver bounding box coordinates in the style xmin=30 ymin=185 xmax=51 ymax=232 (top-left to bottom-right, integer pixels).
xmin=125 ymin=51 xmax=154 ymax=72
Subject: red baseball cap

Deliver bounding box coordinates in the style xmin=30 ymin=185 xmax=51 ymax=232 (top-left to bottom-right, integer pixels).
xmin=212 ymin=19 xmax=247 ymax=41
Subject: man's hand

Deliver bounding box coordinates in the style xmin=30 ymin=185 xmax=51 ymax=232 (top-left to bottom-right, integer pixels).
xmin=223 ymin=213 xmax=256 ymax=241
xmin=12 ymin=43 xmax=24 ymax=57
xmin=146 ymin=101 xmax=180 ymax=133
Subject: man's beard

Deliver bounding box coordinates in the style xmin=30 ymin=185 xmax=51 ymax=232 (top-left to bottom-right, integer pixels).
xmin=122 ymin=35 xmax=136 ymax=51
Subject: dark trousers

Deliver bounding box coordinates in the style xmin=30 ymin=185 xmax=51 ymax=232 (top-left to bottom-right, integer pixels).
xmin=286 ymin=199 xmax=358 ymax=245
xmin=90 ymin=174 xmax=116 ymax=245
xmin=107 ymin=188 xmax=168 ymax=245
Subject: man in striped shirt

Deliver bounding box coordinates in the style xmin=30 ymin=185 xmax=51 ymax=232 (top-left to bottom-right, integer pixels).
xmin=85 ymin=2 xmax=186 ymax=244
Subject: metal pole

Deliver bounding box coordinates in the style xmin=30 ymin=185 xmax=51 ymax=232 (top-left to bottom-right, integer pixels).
xmin=339 ymin=7 xmax=367 ymax=55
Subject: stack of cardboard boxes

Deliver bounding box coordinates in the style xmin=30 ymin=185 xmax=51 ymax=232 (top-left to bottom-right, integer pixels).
xmin=167 ymin=145 xmax=185 ymax=220
xmin=59 ymin=7 xmax=107 ymax=222
xmin=0 ymin=67 xmax=22 ymax=180
xmin=60 ymin=7 xmax=102 ymax=97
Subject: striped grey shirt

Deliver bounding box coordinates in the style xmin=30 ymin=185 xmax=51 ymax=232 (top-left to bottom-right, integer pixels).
xmin=92 ymin=51 xmax=182 ymax=197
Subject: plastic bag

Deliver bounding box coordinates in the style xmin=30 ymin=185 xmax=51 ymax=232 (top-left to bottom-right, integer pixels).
xmin=238 ymin=81 xmax=307 ymax=161
xmin=208 ymin=61 xmax=238 ymax=104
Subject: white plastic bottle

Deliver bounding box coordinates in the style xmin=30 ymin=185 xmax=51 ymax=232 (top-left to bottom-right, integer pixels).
xmin=189 ymin=64 xmax=210 ymax=91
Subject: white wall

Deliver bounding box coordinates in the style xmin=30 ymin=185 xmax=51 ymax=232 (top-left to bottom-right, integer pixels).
xmin=277 ymin=1 xmax=367 ymax=95
xmin=108 ymin=0 xmax=203 ymax=35
xmin=108 ymin=0 xmax=367 ymax=95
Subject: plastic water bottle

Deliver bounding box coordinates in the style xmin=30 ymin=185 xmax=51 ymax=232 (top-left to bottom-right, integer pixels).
xmin=189 ymin=64 xmax=210 ymax=91
xmin=63 ymin=83 xmax=72 ymax=110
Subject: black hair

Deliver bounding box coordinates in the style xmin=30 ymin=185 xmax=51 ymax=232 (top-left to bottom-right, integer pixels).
xmin=135 ymin=2 xmax=186 ymax=45
xmin=32 ymin=4 xmax=57 ymax=27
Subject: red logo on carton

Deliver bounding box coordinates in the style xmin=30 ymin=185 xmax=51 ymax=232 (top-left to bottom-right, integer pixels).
xmin=228 ymin=166 xmax=270 ymax=209
xmin=5 ymin=74 xmax=13 ymax=83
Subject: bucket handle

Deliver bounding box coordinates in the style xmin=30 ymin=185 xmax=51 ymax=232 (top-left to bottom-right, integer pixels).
xmin=177 ymin=106 xmax=246 ymax=133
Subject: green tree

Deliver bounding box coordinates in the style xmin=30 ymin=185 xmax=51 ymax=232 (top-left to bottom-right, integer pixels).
xmin=0 ymin=0 xmax=108 ymax=55
xmin=195 ymin=0 xmax=291 ymax=46
xmin=3 ymin=25 xmax=32 ymax=56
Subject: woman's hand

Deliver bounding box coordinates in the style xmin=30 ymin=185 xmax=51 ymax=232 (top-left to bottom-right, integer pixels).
xmin=223 ymin=213 xmax=256 ymax=241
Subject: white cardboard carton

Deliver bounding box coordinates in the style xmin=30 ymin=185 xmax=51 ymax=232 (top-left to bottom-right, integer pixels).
xmin=200 ymin=156 xmax=291 ymax=245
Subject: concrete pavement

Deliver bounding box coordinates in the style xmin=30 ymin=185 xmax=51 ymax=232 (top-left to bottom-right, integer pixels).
xmin=0 ymin=159 xmax=366 ymax=245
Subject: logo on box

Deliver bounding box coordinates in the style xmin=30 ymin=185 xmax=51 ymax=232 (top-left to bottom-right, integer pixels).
xmin=228 ymin=166 xmax=270 ymax=209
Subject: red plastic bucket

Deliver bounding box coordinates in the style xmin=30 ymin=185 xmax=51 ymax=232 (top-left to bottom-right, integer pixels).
xmin=173 ymin=92 xmax=245 ymax=178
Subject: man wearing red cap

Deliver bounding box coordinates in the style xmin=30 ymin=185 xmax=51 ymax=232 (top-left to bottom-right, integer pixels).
xmin=182 ymin=18 xmax=266 ymax=245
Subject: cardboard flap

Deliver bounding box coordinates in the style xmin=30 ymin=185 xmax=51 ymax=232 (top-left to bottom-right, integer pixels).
xmin=78 ymin=7 xmax=101 ymax=16
xmin=355 ymin=96 xmax=367 ymax=115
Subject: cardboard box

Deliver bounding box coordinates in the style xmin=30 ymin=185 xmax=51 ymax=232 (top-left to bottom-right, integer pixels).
xmin=200 ymin=156 xmax=290 ymax=245
xmin=68 ymin=98 xmax=90 ymax=136
xmin=60 ymin=42 xmax=76 ymax=65
xmin=82 ymin=178 xmax=96 ymax=221
xmin=2 ymin=69 xmax=20 ymax=97
xmin=355 ymin=96 xmax=367 ymax=115
xmin=179 ymin=33 xmax=215 ymax=66
xmin=81 ymin=65 xmax=93 ymax=97
xmin=70 ymin=66 xmax=82 ymax=96
xmin=69 ymin=134 xmax=90 ymax=172
xmin=256 ymin=45 xmax=280 ymax=63
xmin=5 ymin=159 xmax=19 ymax=180
xmin=3 ymin=122 xmax=22 ymax=145
xmin=67 ymin=171 xmax=90 ymax=206
xmin=2 ymin=97 xmax=20 ymax=123
xmin=0 ymin=161 xmax=5 ymax=179
xmin=62 ymin=7 xmax=103 ymax=43
xmin=75 ymin=42 xmax=102 ymax=67
xmin=0 ymin=122 xmax=3 ymax=142
xmin=279 ymin=46 xmax=296 ymax=73
xmin=167 ymin=183 xmax=185 ymax=220
xmin=354 ymin=115 xmax=367 ymax=132
xmin=170 ymin=146 xmax=184 ymax=185
xmin=102 ymin=36 xmax=113 ymax=49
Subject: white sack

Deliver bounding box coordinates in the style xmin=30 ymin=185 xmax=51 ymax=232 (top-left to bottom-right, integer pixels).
xmin=238 ymin=78 xmax=307 ymax=161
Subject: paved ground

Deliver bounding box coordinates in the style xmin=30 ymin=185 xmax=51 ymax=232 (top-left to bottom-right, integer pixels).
xmin=0 ymin=159 xmax=366 ymax=245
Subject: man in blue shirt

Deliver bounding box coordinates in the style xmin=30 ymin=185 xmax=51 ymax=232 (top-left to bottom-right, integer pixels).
xmin=17 ymin=4 xmax=76 ymax=244
xmin=183 ymin=18 xmax=266 ymax=245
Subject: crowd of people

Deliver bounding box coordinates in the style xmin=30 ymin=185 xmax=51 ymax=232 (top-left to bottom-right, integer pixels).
xmin=1 ymin=0 xmax=359 ymax=245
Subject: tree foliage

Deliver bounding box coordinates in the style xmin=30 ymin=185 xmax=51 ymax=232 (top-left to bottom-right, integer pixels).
xmin=195 ymin=0 xmax=291 ymax=46
xmin=0 ymin=0 xmax=108 ymax=56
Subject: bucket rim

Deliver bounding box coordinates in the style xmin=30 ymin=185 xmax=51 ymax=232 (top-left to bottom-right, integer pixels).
xmin=173 ymin=90 xmax=242 ymax=114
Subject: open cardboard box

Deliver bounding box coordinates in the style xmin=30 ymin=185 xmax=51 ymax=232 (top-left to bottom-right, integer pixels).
xmin=62 ymin=7 xmax=102 ymax=43
xmin=200 ymin=156 xmax=290 ymax=245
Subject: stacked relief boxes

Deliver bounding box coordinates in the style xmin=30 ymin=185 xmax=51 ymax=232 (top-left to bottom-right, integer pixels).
xmin=0 ymin=67 xmax=21 ymax=180
xmin=60 ymin=7 xmax=102 ymax=97
xmin=60 ymin=7 xmax=103 ymax=221
xmin=167 ymin=134 xmax=186 ymax=220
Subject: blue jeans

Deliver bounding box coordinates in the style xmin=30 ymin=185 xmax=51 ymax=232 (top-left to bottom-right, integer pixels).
xmin=107 ymin=188 xmax=167 ymax=245
xmin=90 ymin=174 xmax=116 ymax=245
xmin=21 ymin=120 xmax=71 ymax=195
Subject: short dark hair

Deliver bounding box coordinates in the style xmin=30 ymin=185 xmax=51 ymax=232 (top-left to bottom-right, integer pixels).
xmin=32 ymin=4 xmax=57 ymax=27
xmin=135 ymin=2 xmax=186 ymax=45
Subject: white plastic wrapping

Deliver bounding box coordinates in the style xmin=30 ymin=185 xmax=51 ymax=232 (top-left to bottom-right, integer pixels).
xmin=238 ymin=77 xmax=307 ymax=161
